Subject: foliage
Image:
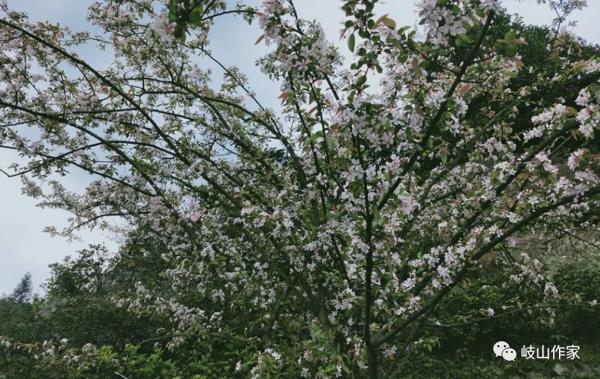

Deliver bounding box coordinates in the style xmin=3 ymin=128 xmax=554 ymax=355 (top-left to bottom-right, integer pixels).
xmin=7 ymin=272 xmax=32 ymax=304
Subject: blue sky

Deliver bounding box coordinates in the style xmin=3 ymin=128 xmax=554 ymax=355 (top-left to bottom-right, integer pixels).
xmin=1 ymin=0 xmax=599 ymax=295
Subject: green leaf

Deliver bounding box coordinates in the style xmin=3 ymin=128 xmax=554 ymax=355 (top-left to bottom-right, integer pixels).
xmin=167 ymin=0 xmax=177 ymax=22
xmin=458 ymin=33 xmax=473 ymax=43
xmin=189 ymin=6 xmax=204 ymax=26
xmin=398 ymin=25 xmax=410 ymax=34
xmin=439 ymin=147 xmax=448 ymax=164
xmin=174 ymin=24 xmax=186 ymax=41
xmin=504 ymin=30 xmax=516 ymax=43
xmin=506 ymin=44 xmax=518 ymax=56
xmin=356 ymin=75 xmax=367 ymax=87
xmin=382 ymin=17 xmax=396 ymax=29
xmin=348 ymin=33 xmax=356 ymax=52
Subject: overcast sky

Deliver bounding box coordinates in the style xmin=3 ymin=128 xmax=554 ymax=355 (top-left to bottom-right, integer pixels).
xmin=1 ymin=0 xmax=599 ymax=295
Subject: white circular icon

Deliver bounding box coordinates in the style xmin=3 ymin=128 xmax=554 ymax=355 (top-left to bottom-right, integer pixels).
xmin=502 ymin=348 xmax=517 ymax=361
xmin=493 ymin=341 xmax=517 ymax=361
xmin=493 ymin=341 xmax=510 ymax=357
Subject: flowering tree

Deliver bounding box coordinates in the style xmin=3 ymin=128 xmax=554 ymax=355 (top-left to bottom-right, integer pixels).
xmin=0 ymin=0 xmax=599 ymax=377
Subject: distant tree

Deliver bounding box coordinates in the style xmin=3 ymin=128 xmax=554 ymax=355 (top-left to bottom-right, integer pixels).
xmin=42 ymin=243 xmax=165 ymax=348
xmin=8 ymin=272 xmax=32 ymax=304
xmin=0 ymin=273 xmax=38 ymax=374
